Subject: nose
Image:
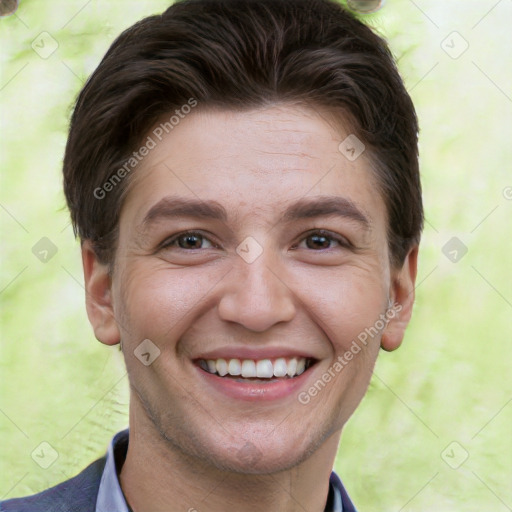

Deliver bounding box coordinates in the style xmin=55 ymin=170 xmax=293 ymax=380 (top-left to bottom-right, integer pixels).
xmin=217 ymin=256 xmax=296 ymax=332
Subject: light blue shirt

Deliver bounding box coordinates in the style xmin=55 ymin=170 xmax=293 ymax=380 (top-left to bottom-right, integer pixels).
xmin=96 ymin=429 xmax=348 ymax=512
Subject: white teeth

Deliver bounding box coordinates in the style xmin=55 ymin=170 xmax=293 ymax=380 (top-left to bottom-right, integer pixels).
xmin=256 ymin=359 xmax=274 ymax=378
xmin=216 ymin=358 xmax=228 ymax=376
xmin=296 ymin=358 xmax=306 ymax=376
xmin=273 ymin=358 xmax=288 ymax=377
xmin=287 ymin=358 xmax=298 ymax=377
xmin=241 ymin=360 xmax=257 ymax=378
xmin=228 ymin=359 xmax=241 ymax=376
xmin=199 ymin=356 xmax=311 ymax=379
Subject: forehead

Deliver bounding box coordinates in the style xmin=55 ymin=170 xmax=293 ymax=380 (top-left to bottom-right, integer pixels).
xmin=120 ymin=104 xmax=386 ymax=229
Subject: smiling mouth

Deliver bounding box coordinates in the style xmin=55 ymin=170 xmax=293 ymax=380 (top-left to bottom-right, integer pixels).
xmin=195 ymin=357 xmax=316 ymax=381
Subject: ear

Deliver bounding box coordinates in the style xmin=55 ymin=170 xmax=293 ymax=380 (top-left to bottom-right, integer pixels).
xmin=381 ymin=246 xmax=419 ymax=352
xmin=81 ymin=240 xmax=120 ymax=346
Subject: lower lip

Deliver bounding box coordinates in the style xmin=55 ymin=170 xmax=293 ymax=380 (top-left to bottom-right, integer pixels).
xmin=194 ymin=364 xmax=315 ymax=402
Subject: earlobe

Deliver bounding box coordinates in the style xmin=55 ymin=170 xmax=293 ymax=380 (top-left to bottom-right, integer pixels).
xmin=381 ymin=246 xmax=419 ymax=352
xmin=81 ymin=241 xmax=120 ymax=346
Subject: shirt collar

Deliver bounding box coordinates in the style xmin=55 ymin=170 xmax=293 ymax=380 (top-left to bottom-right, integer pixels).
xmin=96 ymin=428 xmax=130 ymax=512
xmin=96 ymin=429 xmax=349 ymax=512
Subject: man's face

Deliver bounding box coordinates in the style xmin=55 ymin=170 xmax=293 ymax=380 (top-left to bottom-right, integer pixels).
xmin=87 ymin=105 xmax=415 ymax=473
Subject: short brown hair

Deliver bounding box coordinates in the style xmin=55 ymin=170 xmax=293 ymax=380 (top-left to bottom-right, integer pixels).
xmin=63 ymin=0 xmax=423 ymax=267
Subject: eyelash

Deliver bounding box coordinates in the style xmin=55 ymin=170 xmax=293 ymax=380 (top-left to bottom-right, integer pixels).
xmin=160 ymin=231 xmax=217 ymax=251
xmin=293 ymin=229 xmax=352 ymax=251
xmin=159 ymin=229 xmax=351 ymax=251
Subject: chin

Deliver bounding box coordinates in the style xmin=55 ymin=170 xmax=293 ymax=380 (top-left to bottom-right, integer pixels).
xmin=207 ymin=447 xmax=307 ymax=475
xmin=194 ymin=427 xmax=324 ymax=475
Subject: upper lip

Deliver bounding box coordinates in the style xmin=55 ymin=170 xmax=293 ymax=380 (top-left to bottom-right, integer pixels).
xmin=193 ymin=346 xmax=318 ymax=361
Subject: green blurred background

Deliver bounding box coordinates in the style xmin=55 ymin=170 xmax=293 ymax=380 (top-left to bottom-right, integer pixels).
xmin=1 ymin=1 xmax=511 ymax=510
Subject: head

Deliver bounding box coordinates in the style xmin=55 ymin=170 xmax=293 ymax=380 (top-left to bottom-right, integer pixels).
xmin=65 ymin=0 xmax=422 ymax=474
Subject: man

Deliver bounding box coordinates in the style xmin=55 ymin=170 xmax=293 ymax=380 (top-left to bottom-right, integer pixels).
xmin=1 ymin=0 xmax=422 ymax=510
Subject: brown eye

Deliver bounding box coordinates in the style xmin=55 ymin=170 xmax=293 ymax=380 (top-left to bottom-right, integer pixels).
xmin=305 ymin=234 xmax=335 ymax=250
xmin=293 ymin=230 xmax=351 ymax=252
xmin=161 ymin=231 xmax=215 ymax=250
xmin=177 ymin=233 xmax=204 ymax=249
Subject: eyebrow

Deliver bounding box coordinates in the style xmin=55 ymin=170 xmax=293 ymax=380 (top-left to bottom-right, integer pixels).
xmin=139 ymin=195 xmax=370 ymax=230
xmin=281 ymin=196 xmax=370 ymax=228
xmin=141 ymin=197 xmax=228 ymax=228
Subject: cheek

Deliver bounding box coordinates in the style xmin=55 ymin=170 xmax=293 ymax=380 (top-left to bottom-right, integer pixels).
xmin=113 ymin=261 xmax=220 ymax=345
xmin=114 ymin=251 xmax=391 ymax=354
xmin=293 ymin=263 xmax=390 ymax=351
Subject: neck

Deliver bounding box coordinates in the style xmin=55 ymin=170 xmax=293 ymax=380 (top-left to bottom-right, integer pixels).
xmin=119 ymin=402 xmax=341 ymax=512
